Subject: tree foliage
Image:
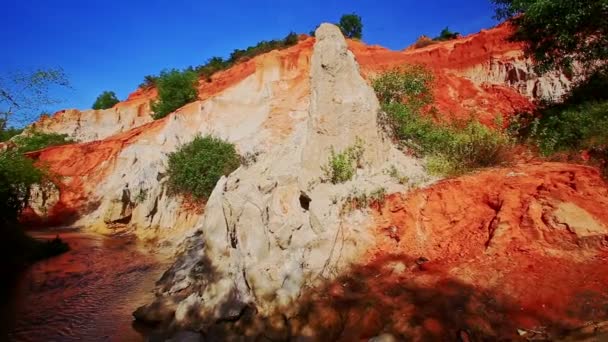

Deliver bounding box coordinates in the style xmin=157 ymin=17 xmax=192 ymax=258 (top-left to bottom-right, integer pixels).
xmin=434 ymin=27 xmax=460 ymax=41
xmin=0 ymin=68 xmax=69 ymax=130
xmin=166 ymin=135 xmax=240 ymax=200
xmin=372 ymin=64 xmax=435 ymax=107
xmin=0 ymin=151 xmax=44 ymax=225
xmin=373 ymin=65 xmax=510 ymax=175
xmin=12 ymin=131 xmax=74 ymax=153
xmin=492 ymin=0 xmax=608 ymax=73
xmin=338 ymin=13 xmax=363 ymax=39
xmin=0 ymin=126 xmax=23 ymax=142
xmin=92 ymin=90 xmax=120 ymax=110
xmin=150 ymin=69 xmax=199 ymax=120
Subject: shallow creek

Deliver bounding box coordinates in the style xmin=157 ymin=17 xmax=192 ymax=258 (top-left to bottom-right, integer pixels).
xmin=2 ymin=229 xmax=169 ymax=341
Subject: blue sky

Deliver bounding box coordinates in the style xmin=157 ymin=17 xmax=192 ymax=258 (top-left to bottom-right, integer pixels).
xmin=1 ymin=0 xmax=498 ymax=121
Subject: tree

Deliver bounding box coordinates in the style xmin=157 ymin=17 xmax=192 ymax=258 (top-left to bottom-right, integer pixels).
xmin=0 ymin=68 xmax=69 ymax=131
xmin=92 ymin=90 xmax=120 ymax=110
xmin=338 ymin=13 xmax=363 ymax=39
xmin=434 ymin=27 xmax=460 ymax=41
xmin=150 ymin=69 xmax=199 ymax=120
xmin=283 ymin=31 xmax=299 ymax=45
xmin=492 ymin=0 xmax=608 ymax=73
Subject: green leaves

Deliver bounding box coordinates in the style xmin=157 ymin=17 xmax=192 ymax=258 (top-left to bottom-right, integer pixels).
xmin=372 ymin=65 xmax=434 ymax=106
xmin=0 ymin=151 xmax=44 ymax=224
xmin=338 ymin=13 xmax=363 ymax=39
xmin=373 ymin=65 xmax=510 ymax=175
xmin=150 ymin=69 xmax=199 ymax=120
xmin=492 ymin=0 xmax=608 ymax=73
xmin=166 ymin=135 xmax=240 ymax=200
xmin=322 ymin=138 xmax=365 ymax=184
xmin=13 ymin=131 xmax=74 ymax=153
xmin=92 ymin=91 xmax=120 ymax=110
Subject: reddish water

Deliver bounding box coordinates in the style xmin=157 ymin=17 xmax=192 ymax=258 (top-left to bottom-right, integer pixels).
xmin=2 ymin=230 xmax=168 ymax=342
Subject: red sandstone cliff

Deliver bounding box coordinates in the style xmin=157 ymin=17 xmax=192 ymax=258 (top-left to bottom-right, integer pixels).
xmin=17 ymin=22 xmax=608 ymax=340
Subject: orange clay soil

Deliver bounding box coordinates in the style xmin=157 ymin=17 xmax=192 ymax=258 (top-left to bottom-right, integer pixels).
xmin=20 ymin=24 xmax=565 ymax=230
xmin=297 ymin=162 xmax=608 ymax=340
xmin=350 ymin=21 xmax=535 ymax=124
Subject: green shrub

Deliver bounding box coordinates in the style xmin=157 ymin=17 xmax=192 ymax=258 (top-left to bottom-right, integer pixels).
xmin=384 ymin=102 xmax=510 ymax=175
xmin=0 ymin=151 xmax=44 ymax=224
xmin=374 ymin=65 xmax=510 ymax=175
xmin=322 ymin=138 xmax=365 ymax=184
xmin=0 ymin=126 xmax=23 ymax=142
xmin=433 ymin=27 xmax=460 ymax=41
xmin=151 ymin=69 xmax=199 ymax=120
xmin=142 ymin=31 xmax=299 ymax=94
xmin=412 ymin=36 xmax=437 ymax=49
xmin=92 ymin=91 xmax=120 ymax=110
xmin=508 ymin=73 xmax=608 ymax=155
xmin=167 ymin=135 xmax=240 ymax=200
xmin=13 ymin=131 xmax=74 ymax=153
xmin=227 ymin=31 xmax=300 ymax=65
xmin=372 ymin=64 xmax=434 ymax=107
xmin=196 ymin=57 xmax=229 ymax=82
xmin=139 ymin=75 xmax=158 ymax=89
xmin=532 ymin=101 xmax=608 ymax=155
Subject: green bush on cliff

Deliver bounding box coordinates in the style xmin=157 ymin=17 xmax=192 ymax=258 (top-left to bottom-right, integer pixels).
xmin=151 ymin=69 xmax=199 ymax=120
xmin=433 ymin=27 xmax=459 ymax=41
xmin=92 ymin=91 xmax=120 ymax=110
xmin=0 ymin=151 xmax=44 ymax=224
xmin=166 ymin=135 xmax=240 ymax=200
xmin=507 ymin=72 xmax=608 ymax=176
xmin=13 ymin=131 xmax=74 ymax=153
xmin=0 ymin=126 xmax=23 ymax=142
xmin=142 ymin=31 xmax=300 ymax=90
xmin=373 ymin=65 xmax=510 ymax=175
xmin=322 ymin=138 xmax=365 ymax=184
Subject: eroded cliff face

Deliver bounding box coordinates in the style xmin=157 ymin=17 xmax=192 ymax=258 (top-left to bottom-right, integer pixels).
xmin=134 ymin=23 xmax=426 ymax=328
xmin=18 ymin=20 xmax=608 ymax=340
xmin=23 ymin=37 xmax=314 ymax=243
xmin=23 ymin=22 xmax=575 ymax=235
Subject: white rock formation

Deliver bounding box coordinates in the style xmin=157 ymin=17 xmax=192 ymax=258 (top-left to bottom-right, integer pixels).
xmin=459 ymin=58 xmax=576 ymax=102
xmin=136 ymin=23 xmax=427 ymax=328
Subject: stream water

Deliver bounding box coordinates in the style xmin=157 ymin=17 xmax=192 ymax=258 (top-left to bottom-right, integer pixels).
xmin=2 ymin=229 xmax=169 ymax=342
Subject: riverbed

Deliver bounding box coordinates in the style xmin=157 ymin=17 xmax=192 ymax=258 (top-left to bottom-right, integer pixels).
xmin=2 ymin=229 xmax=169 ymax=341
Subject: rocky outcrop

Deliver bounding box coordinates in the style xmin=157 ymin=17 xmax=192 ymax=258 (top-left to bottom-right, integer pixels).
xmin=22 ymin=38 xmax=314 ymax=244
xmin=17 ymin=19 xmax=608 ymax=341
xmin=459 ymin=58 xmax=574 ymax=102
xmin=134 ymin=23 xmax=427 ymax=330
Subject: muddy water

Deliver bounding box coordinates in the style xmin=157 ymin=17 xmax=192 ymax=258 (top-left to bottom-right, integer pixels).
xmin=3 ymin=229 xmax=169 ymax=342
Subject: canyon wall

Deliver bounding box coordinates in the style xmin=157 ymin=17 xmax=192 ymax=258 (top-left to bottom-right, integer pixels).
xmin=18 ymin=21 xmax=608 ymax=340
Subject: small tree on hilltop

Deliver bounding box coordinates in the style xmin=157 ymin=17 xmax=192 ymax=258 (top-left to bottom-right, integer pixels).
xmin=338 ymin=13 xmax=363 ymax=39
xmin=150 ymin=69 xmax=198 ymax=120
xmin=92 ymin=90 xmax=120 ymax=110
xmin=434 ymin=27 xmax=460 ymax=41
